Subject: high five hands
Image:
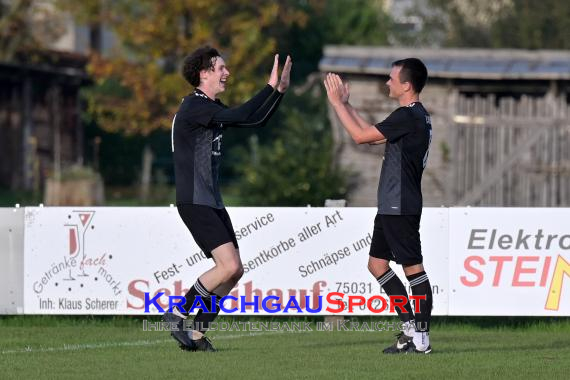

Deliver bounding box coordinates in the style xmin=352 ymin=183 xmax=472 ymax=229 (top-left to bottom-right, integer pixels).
xmin=324 ymin=73 xmax=350 ymax=106
xmin=268 ymin=54 xmax=293 ymax=93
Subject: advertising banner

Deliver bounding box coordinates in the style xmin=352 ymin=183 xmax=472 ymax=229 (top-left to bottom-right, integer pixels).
xmin=23 ymin=207 xmax=449 ymax=316
xmin=448 ymin=208 xmax=570 ymax=316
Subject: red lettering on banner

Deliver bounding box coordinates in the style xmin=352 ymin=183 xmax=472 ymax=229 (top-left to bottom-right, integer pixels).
xmin=267 ymin=288 xmax=283 ymax=301
xmin=290 ymin=288 xmax=308 ymax=309
xmin=128 ymin=279 xmax=187 ymax=310
xmin=513 ymin=256 xmax=539 ymax=286
xmin=461 ymin=256 xmax=484 ymax=286
xmin=409 ymin=295 xmax=426 ymax=312
xmin=155 ymin=287 xmax=171 ymax=310
xmin=244 ymin=281 xmax=263 ymax=309
xmin=312 ymin=281 xmax=326 ymax=310
xmin=127 ymin=279 xmax=148 ymax=310
xmin=367 ymin=295 xmax=387 ymax=313
xmin=326 ymin=292 xmax=345 ymax=313
xmin=348 ymin=295 xmax=365 ymax=312
xmin=489 ymin=256 xmax=513 ymax=286
xmin=173 ymin=280 xmax=189 ymax=298
xmin=389 ymin=295 xmax=408 ymax=313
xmin=460 ymin=255 xmax=554 ymax=288
xmin=228 ymin=280 xmax=327 ymax=311
xmin=540 ymin=256 xmax=552 ymax=287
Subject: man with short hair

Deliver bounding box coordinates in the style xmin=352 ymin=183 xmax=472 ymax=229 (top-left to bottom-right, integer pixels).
xmin=164 ymin=46 xmax=292 ymax=351
xmin=324 ymin=58 xmax=433 ymax=354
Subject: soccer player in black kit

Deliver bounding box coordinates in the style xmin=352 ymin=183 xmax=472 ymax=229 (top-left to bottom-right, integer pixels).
xmin=324 ymin=58 xmax=433 ymax=354
xmin=164 ymin=46 xmax=291 ymax=351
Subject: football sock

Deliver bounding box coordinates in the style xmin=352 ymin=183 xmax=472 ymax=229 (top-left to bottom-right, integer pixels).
xmin=190 ymin=291 xmax=221 ymax=335
xmin=179 ymin=279 xmax=209 ymax=316
xmin=407 ymin=271 xmax=432 ymax=350
xmin=377 ymin=269 xmax=414 ymax=323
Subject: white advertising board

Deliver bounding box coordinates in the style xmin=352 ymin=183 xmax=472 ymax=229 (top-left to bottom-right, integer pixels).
xmin=448 ymin=208 xmax=570 ymax=316
xmin=23 ymin=207 xmax=449 ymax=316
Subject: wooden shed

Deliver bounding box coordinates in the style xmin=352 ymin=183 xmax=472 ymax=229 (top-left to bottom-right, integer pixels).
xmin=0 ymin=51 xmax=88 ymax=193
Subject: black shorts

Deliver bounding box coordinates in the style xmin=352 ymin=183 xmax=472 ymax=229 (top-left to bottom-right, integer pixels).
xmin=369 ymin=214 xmax=422 ymax=265
xmin=177 ymin=204 xmax=239 ymax=259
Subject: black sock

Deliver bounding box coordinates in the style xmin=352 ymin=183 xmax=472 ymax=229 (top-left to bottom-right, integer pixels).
xmin=180 ymin=279 xmax=210 ymax=316
xmin=406 ymin=271 xmax=432 ymax=332
xmin=191 ymin=293 xmax=221 ymax=334
xmin=377 ymin=269 xmax=414 ymax=323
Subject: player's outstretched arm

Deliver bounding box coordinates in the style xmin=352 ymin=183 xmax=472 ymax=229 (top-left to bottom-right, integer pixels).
xmin=231 ymin=89 xmax=284 ymax=128
xmin=213 ymin=54 xmax=291 ymax=127
xmin=336 ymin=81 xmax=371 ymax=130
xmin=231 ymin=55 xmax=292 ymax=128
xmin=340 ymin=86 xmax=385 ymax=145
xmin=324 ymin=73 xmax=385 ymax=144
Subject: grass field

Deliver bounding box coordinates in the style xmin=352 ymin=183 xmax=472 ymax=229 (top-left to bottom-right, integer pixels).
xmin=1 ymin=316 xmax=569 ymax=379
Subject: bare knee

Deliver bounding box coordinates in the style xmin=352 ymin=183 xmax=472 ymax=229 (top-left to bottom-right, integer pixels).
xmin=367 ymin=261 xmax=374 ymax=274
xmin=220 ymin=261 xmax=243 ymax=283
xmin=211 ymin=243 xmax=244 ymax=283
xmin=231 ymin=263 xmax=244 ymax=282
xmin=368 ymin=258 xmax=390 ymax=278
xmin=403 ymin=263 xmax=424 ymax=277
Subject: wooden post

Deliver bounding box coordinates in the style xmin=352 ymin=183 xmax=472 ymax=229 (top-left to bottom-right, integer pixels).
xmin=75 ymin=88 xmax=84 ymax=165
xmin=52 ymin=84 xmax=62 ymax=183
xmin=22 ymin=75 xmax=33 ymax=190
xmin=139 ymin=144 xmax=154 ymax=202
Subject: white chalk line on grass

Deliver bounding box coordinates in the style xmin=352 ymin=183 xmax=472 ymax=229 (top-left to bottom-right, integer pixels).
xmin=0 ymin=330 xmax=306 ymax=355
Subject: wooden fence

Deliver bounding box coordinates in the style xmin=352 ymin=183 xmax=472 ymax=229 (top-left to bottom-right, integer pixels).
xmin=452 ymin=95 xmax=570 ymax=206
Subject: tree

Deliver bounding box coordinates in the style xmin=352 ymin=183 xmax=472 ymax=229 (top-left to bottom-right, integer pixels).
xmin=229 ymin=0 xmax=390 ymax=206
xmin=490 ymin=0 xmax=570 ymax=49
xmin=232 ymin=89 xmax=347 ymax=206
xmin=56 ymin=0 xmax=319 ymax=200
xmin=399 ymin=0 xmax=570 ymax=49
xmin=278 ymin=0 xmax=391 ymax=81
xmin=59 ymin=0 xmax=391 ymax=136
xmin=57 ymin=0 xmax=318 ymax=136
xmin=57 ymin=0 xmax=394 ymax=205
xmin=0 ymin=0 xmax=65 ymax=61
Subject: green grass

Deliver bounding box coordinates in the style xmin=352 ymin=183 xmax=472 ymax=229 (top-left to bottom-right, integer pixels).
xmin=1 ymin=316 xmax=569 ymax=379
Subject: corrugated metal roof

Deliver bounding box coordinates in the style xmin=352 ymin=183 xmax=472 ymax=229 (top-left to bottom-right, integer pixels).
xmin=319 ymin=46 xmax=570 ymax=80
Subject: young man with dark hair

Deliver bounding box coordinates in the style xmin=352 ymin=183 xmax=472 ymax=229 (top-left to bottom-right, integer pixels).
xmin=324 ymin=58 xmax=433 ymax=354
xmin=164 ymin=46 xmax=292 ymax=352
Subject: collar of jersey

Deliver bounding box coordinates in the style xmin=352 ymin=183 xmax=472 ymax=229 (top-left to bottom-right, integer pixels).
xmin=193 ymin=88 xmax=214 ymax=101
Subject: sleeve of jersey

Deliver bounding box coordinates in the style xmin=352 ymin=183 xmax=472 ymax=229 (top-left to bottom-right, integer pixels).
xmin=230 ymin=89 xmax=283 ymax=128
xmin=211 ymin=85 xmax=277 ymax=126
xmin=374 ymin=108 xmax=414 ymax=142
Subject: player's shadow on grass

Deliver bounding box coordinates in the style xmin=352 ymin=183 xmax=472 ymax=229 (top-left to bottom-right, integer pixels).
xmin=240 ymin=334 xmax=570 ymax=355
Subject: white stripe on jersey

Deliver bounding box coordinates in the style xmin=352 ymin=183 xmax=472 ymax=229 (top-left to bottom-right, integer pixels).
xmin=171 ymin=114 xmax=177 ymax=152
xmin=422 ymin=128 xmax=432 ymax=169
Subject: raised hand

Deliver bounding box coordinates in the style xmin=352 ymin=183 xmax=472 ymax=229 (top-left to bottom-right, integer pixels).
xmin=277 ymin=55 xmax=292 ymax=93
xmin=268 ymin=54 xmax=279 ymax=88
xmin=340 ymin=81 xmax=350 ymax=104
xmin=324 ymin=73 xmax=348 ymax=106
